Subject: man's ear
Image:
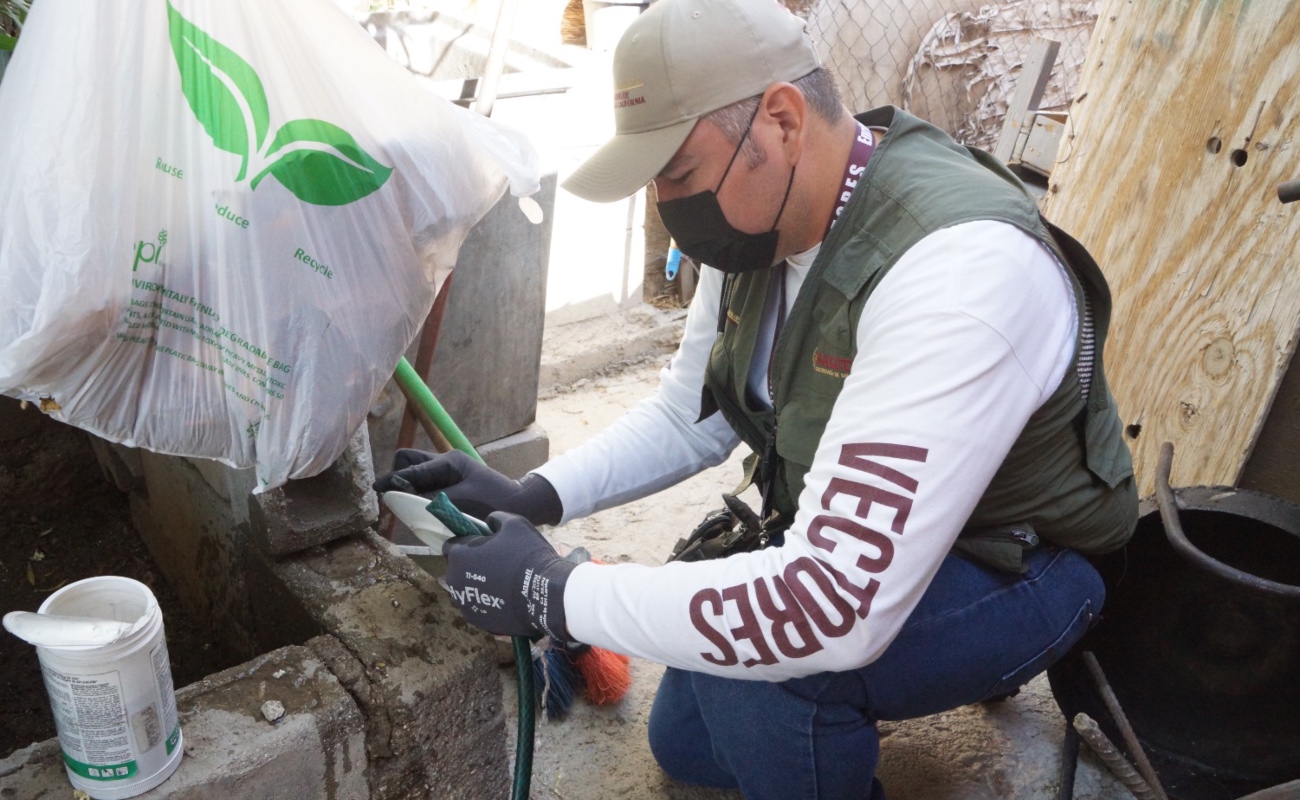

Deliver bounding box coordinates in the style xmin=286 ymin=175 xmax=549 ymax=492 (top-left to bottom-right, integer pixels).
xmin=758 ymin=82 xmax=808 ymax=164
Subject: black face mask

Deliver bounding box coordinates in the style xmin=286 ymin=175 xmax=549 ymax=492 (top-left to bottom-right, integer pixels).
xmin=657 ymin=113 xmax=796 ymax=274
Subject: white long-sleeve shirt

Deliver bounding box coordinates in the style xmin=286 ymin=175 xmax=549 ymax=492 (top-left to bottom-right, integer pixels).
xmin=534 ymin=220 xmax=1078 ymax=680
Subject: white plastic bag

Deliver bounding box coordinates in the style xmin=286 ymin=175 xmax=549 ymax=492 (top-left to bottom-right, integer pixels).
xmin=0 ymin=0 xmax=539 ymax=490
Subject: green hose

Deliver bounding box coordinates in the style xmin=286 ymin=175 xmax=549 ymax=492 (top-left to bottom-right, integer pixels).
xmin=394 ymin=357 xmax=535 ymax=800
xmin=393 ymin=357 xmax=480 ymax=459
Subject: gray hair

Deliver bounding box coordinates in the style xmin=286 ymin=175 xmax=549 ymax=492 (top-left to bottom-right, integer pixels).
xmin=703 ymin=67 xmax=846 ymax=169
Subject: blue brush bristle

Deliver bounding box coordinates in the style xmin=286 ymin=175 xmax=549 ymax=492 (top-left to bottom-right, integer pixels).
xmin=533 ymin=645 xmax=582 ymax=720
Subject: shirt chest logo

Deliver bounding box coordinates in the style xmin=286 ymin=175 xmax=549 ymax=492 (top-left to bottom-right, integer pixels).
xmin=812 ymin=348 xmax=853 ymax=379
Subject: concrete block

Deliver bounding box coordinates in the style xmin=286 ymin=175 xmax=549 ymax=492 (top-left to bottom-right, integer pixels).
xmin=0 ymin=740 xmax=63 ymax=799
xmin=250 ymin=425 xmax=380 ymax=557
xmin=160 ymin=645 xmax=369 ymax=799
xmin=428 ymin=173 xmax=555 ymax=446
xmin=365 ymin=171 xmax=555 ymax=484
xmin=271 ymin=531 xmax=510 ymax=800
xmin=368 ymin=413 xmax=549 ymax=493
xmin=246 ymin=546 xmax=328 ymax=657
xmin=187 ymin=455 xmax=257 ymax=514
xmin=88 ymin=436 xmax=147 ymax=493
xmin=478 ymin=422 xmax=550 ymax=480
xmin=0 ymin=645 xmax=367 ymax=800
xmin=134 ymin=450 xmax=260 ymax=661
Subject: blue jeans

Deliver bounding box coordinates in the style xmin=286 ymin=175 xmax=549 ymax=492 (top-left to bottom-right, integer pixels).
xmin=646 ymin=546 xmax=1104 ymax=799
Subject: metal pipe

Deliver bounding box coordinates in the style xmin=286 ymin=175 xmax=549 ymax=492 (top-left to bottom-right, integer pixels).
xmin=1072 ymin=713 xmax=1157 ymax=800
xmin=1082 ymin=651 xmax=1169 ymax=800
xmin=1058 ymin=721 xmax=1080 ymax=800
xmin=386 ymin=273 xmax=458 ymax=539
xmin=473 ymin=0 xmax=520 ymax=118
xmin=1155 ymin=441 xmax=1300 ymax=598
xmin=395 ymin=272 xmax=456 ymax=459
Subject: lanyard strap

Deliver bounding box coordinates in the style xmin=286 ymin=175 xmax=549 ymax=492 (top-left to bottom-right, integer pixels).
xmin=757 ymin=124 xmax=877 ymax=517
xmin=825 ymin=123 xmax=876 ymax=239
xmin=767 ymin=123 xmax=876 ymax=390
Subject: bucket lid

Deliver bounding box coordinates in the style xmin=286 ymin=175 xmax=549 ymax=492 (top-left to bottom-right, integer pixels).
xmin=4 ymin=575 xmax=156 ymax=649
xmin=2 ymin=610 xmax=138 ymax=648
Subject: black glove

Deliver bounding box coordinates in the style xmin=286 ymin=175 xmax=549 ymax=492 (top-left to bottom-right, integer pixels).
xmin=441 ymin=512 xmax=577 ymax=640
xmin=372 ymin=449 xmax=563 ymax=526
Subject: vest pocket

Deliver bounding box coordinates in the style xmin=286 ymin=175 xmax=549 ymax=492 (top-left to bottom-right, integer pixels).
xmin=1083 ymin=392 xmax=1135 ymax=489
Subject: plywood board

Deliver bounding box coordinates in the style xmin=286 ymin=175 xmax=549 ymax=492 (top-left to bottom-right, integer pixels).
xmin=1039 ymin=0 xmax=1300 ymax=496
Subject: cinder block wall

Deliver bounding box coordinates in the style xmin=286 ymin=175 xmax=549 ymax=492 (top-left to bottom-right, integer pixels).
xmin=78 ymin=427 xmax=514 ymax=798
xmin=89 ymin=427 xmax=379 ymax=662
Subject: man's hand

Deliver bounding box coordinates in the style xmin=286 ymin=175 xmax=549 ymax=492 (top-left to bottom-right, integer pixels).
xmin=440 ymin=512 xmax=577 ymax=640
xmin=372 ymin=449 xmax=562 ymax=525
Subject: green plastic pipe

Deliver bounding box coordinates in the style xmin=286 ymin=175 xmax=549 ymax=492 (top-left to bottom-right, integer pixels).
xmin=393 ymin=357 xmax=482 ymax=463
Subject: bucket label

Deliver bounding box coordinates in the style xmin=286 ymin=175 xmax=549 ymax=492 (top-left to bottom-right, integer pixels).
xmin=151 ymin=639 xmax=181 ymax=755
xmin=41 ymin=665 xmax=138 ymax=780
xmin=130 ymin=702 xmax=163 ymax=752
xmin=63 ymin=754 xmax=138 ymax=781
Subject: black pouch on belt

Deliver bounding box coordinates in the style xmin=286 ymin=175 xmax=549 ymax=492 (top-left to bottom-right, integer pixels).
xmin=951 ymin=522 xmax=1041 ymax=574
xmin=667 ymin=494 xmax=783 ymax=563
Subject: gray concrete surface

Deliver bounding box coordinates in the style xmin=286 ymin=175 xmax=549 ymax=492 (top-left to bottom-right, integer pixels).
xmin=250 ymin=427 xmax=380 ymax=557
xmin=1 ymin=644 xmax=369 ymax=800
xmin=537 ymin=304 xmax=687 ymax=397
xmin=273 ymin=531 xmax=510 ymax=799
xmin=477 ymin=422 xmax=552 ymax=480
xmin=365 ymin=174 xmax=558 ymax=488
xmin=423 ymin=174 xmax=558 ymax=447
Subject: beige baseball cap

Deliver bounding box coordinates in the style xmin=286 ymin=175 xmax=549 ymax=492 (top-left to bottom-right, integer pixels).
xmin=562 ymin=0 xmax=821 ymax=203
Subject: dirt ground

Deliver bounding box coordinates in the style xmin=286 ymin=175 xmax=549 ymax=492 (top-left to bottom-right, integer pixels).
xmin=0 ymin=405 xmax=245 ymax=756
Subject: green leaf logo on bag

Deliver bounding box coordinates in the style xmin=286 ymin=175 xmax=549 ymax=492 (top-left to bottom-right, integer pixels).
xmin=166 ymin=2 xmax=392 ymax=206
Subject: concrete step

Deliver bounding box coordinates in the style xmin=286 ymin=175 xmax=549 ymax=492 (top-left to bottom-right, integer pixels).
xmin=538 ymin=304 xmax=687 ymax=397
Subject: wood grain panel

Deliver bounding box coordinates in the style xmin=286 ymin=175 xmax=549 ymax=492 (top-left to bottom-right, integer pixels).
xmin=1039 ymin=0 xmax=1300 ymax=496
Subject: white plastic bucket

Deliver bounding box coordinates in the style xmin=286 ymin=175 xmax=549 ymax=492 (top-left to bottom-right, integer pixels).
xmin=30 ymin=577 xmax=183 ymax=799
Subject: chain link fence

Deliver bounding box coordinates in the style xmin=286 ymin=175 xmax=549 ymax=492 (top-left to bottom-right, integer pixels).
xmin=793 ymin=0 xmax=1099 ymax=153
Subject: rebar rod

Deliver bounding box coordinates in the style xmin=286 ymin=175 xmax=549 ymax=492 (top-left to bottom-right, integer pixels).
xmin=1082 ymin=651 xmax=1169 ymax=800
xmin=1072 ymin=713 xmax=1157 ymax=800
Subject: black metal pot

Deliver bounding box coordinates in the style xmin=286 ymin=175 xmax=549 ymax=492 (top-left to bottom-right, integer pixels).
xmin=1048 ymin=444 xmax=1300 ymax=800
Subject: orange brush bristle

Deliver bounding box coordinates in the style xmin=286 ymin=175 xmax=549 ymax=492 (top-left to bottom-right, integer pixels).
xmin=573 ymin=645 xmax=632 ymax=705
xmin=562 ymin=552 xmax=633 ymax=706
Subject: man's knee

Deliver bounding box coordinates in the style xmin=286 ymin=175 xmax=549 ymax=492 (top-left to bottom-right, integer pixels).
xmin=647 ymin=670 xmax=740 ymax=788
xmin=647 ymin=717 xmax=693 ymax=782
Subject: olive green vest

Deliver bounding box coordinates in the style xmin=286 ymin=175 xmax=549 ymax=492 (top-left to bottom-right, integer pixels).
xmin=701 ymin=107 xmax=1136 ymax=570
